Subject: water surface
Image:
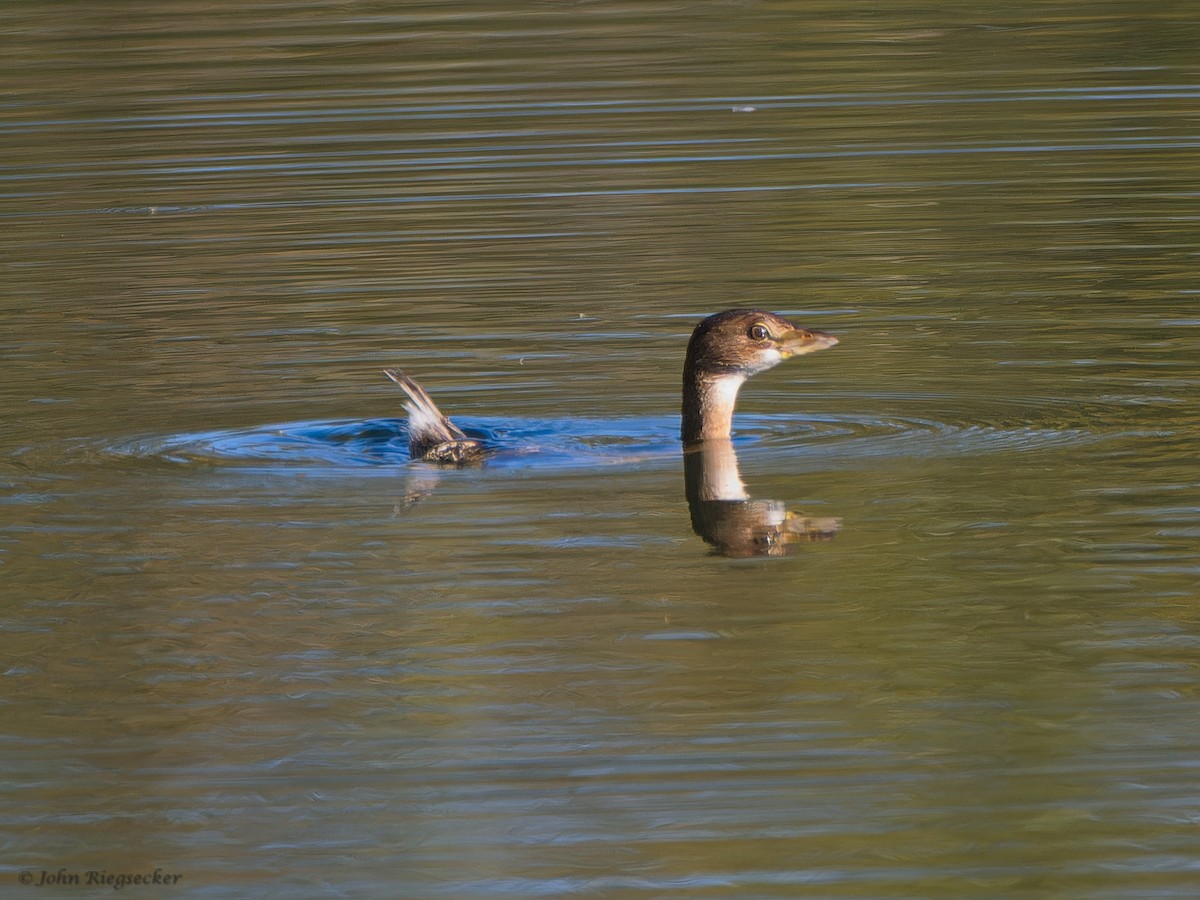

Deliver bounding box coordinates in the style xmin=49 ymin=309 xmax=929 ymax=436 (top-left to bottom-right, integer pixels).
xmin=3 ymin=1 xmax=1199 ymax=897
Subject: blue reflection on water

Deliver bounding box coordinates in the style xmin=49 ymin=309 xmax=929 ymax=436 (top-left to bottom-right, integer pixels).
xmin=113 ymin=409 xmax=1103 ymax=475
xmin=142 ymin=416 xmax=685 ymax=471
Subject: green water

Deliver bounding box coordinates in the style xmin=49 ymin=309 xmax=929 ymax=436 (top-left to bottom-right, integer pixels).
xmin=2 ymin=1 xmax=1199 ymax=897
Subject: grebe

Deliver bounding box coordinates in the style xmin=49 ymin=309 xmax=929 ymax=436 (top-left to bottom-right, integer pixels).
xmin=679 ymin=309 xmax=837 ymax=443
xmin=385 ymin=309 xmax=837 ymax=463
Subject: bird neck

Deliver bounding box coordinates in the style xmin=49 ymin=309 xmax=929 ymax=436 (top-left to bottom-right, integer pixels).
xmin=681 ymin=369 xmax=747 ymax=443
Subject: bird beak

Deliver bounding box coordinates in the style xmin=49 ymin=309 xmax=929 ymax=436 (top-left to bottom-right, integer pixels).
xmin=777 ymin=328 xmax=838 ymax=358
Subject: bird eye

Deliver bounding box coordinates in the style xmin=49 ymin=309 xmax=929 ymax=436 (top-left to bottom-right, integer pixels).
xmin=748 ymin=323 xmax=769 ymax=341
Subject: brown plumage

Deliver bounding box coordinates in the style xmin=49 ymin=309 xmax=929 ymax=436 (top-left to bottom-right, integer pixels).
xmin=383 ymin=369 xmax=486 ymax=463
xmin=680 ymin=309 xmax=837 ymax=443
xmin=384 ymin=309 xmax=836 ymax=463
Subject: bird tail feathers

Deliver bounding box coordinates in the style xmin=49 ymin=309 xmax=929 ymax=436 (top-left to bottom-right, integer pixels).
xmin=383 ymin=369 xmax=469 ymax=456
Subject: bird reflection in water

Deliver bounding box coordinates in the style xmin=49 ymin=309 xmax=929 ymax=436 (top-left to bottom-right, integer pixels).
xmin=385 ymin=309 xmax=840 ymax=556
xmin=684 ymin=439 xmax=839 ymax=557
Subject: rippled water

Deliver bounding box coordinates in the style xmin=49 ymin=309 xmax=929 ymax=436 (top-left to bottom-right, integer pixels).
xmin=3 ymin=1 xmax=1200 ymax=897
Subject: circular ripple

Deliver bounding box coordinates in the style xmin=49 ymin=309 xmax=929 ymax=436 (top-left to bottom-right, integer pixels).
xmin=112 ymin=415 xmax=684 ymax=471
xmin=751 ymin=411 xmax=1102 ymax=464
xmin=104 ymin=407 xmax=1105 ymax=474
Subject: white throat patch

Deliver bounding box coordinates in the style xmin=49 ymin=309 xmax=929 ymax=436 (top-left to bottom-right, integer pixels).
xmin=708 ymin=373 xmax=747 ymax=408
